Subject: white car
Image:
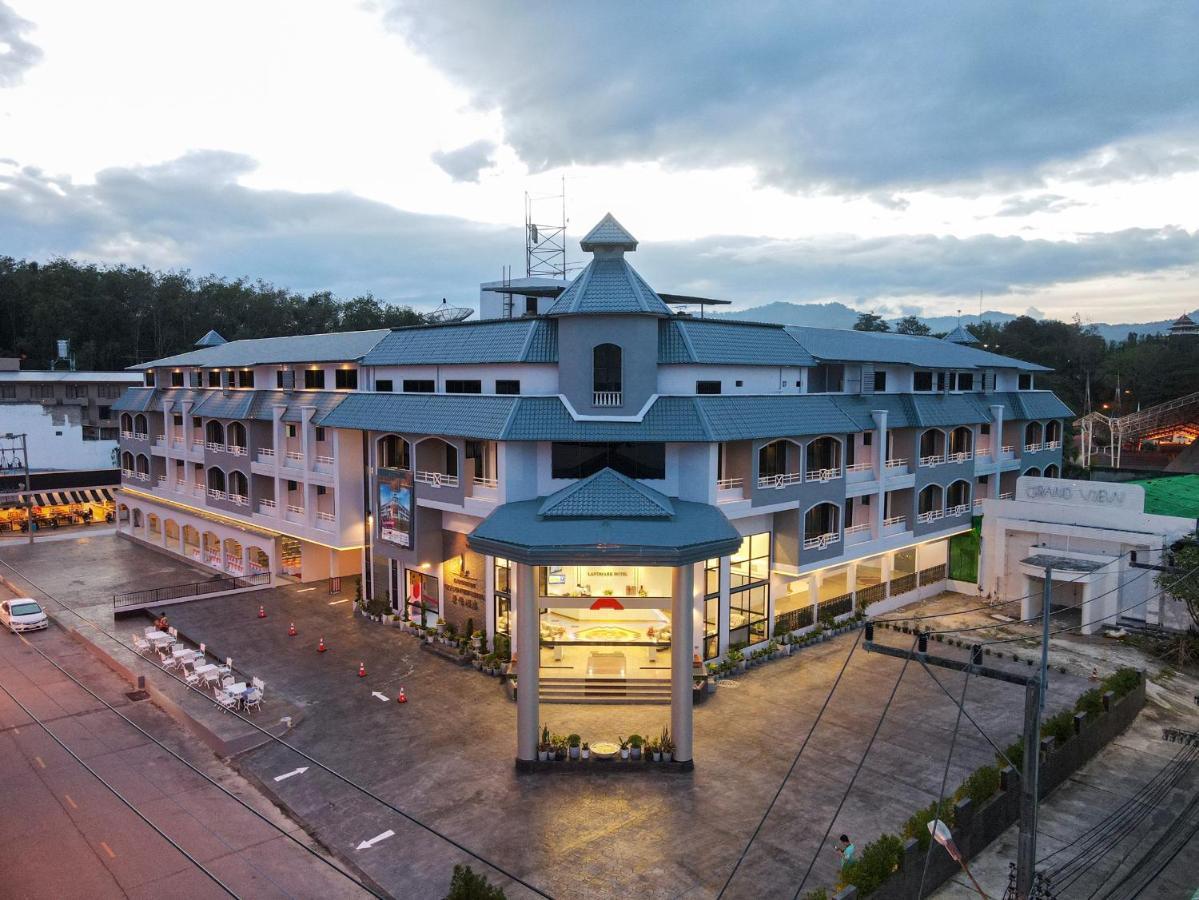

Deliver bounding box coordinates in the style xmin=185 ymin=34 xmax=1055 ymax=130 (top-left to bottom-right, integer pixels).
xmin=1 ymin=598 xmax=49 ymax=633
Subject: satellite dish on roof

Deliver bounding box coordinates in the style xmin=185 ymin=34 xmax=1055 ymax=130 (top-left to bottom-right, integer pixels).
xmin=424 ymin=298 xmax=474 ymax=324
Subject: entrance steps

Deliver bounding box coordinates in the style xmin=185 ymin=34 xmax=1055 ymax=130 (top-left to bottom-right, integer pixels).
xmin=539 ymin=676 xmax=671 ymax=705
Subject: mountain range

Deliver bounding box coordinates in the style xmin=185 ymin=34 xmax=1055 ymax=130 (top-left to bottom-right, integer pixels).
xmin=713 ymin=301 xmax=1195 ymax=343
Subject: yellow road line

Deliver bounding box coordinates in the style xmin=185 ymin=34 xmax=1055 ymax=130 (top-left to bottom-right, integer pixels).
xmin=99 ymin=840 xmax=116 ymax=859
xmin=64 ymin=793 xmax=78 ymax=809
xmin=34 ymin=755 xmax=46 ymax=769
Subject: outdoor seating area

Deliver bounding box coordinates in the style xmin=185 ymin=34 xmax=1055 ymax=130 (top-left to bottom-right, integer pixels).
xmin=134 ymin=624 xmax=266 ymax=713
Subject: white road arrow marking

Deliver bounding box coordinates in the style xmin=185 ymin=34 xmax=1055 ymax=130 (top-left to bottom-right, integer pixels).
xmin=371 ymin=691 xmax=389 ymax=702
xmin=356 ymin=829 xmax=395 ymax=850
xmin=273 ymin=766 xmax=309 ymax=782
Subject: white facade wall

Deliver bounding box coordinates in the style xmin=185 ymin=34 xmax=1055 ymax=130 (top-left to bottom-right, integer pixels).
xmin=655 ymin=365 xmax=807 ymax=394
xmin=366 ymin=363 xmax=558 ymax=395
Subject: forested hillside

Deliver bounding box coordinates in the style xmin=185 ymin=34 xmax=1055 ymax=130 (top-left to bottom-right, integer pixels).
xmin=0 ymin=257 xmax=423 ymax=369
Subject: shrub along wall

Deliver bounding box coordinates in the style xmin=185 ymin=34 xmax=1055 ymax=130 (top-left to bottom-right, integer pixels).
xmin=830 ymin=668 xmax=1147 ymax=900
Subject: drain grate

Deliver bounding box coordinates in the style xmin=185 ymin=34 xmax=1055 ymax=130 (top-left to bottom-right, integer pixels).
xmin=125 ymin=690 xmax=150 ymax=702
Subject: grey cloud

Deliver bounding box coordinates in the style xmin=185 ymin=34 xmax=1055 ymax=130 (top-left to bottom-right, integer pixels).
xmin=1 ymin=152 xmax=1196 ymax=310
xmin=993 ymin=194 xmax=1082 ymax=217
xmin=380 ymin=2 xmax=1199 ymax=192
xmin=0 ymin=0 xmax=42 ymax=86
xmin=431 ymin=140 xmax=497 ymax=183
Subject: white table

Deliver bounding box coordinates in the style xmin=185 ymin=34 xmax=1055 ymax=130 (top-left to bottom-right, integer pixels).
xmin=195 ymin=664 xmax=218 ymax=683
xmin=171 ymin=647 xmax=196 ymax=660
xmin=146 ymin=630 xmax=172 ymax=646
xmin=225 ymin=682 xmax=248 ymax=709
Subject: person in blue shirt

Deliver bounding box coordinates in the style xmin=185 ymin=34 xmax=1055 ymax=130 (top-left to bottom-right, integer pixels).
xmin=836 ymin=834 xmax=856 ymax=868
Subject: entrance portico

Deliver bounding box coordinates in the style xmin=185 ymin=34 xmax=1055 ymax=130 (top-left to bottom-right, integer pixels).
xmin=468 ymin=468 xmax=741 ymax=770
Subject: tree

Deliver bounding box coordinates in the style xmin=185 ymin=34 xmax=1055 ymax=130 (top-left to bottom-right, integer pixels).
xmin=853 ymin=312 xmax=890 ymax=332
xmin=1157 ymin=540 xmax=1199 ymax=634
xmin=894 ymin=315 xmax=931 ymax=335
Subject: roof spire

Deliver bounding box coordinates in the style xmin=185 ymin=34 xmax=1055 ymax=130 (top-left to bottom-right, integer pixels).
xmin=579 ymin=213 xmax=638 ymax=253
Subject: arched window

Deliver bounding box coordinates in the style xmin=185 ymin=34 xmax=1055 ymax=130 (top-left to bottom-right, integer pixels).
xmin=227 ymin=422 xmax=247 ymax=450
xmin=1045 ymin=420 xmax=1062 ymax=445
xmin=806 ymin=436 xmax=842 ymax=478
xmin=593 ymin=343 xmax=622 ymax=403
xmin=135 ymin=454 xmax=150 ymax=475
xmin=917 ymin=484 xmax=943 ymax=520
xmin=803 ymin=502 xmax=841 ymax=548
xmin=919 ymin=429 xmax=946 ymax=461
xmin=378 ymin=434 xmax=411 ymax=470
xmin=949 ymin=427 xmax=973 ymax=457
xmin=1025 ymin=422 xmax=1043 ymax=449
xmin=947 ymin=480 xmax=971 ymax=512
xmin=229 ymin=470 xmax=248 ymax=498
xmin=206 ymin=421 xmax=225 ymax=446
xmin=1024 ymin=467 xmax=1041 ymax=478
xmin=121 ymin=450 xmax=134 ymax=471
xmin=757 ymin=440 xmax=791 ymax=480
xmin=1044 ymin=464 xmax=1060 ymax=478
xmin=132 ymin=508 xmax=143 ymax=528
xmin=120 ymin=413 xmax=133 ymax=433
xmin=133 ymin=414 xmax=148 ymax=435
xmin=206 ymin=467 xmax=226 ymax=493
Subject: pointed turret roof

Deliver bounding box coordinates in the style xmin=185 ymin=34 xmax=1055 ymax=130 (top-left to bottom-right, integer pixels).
xmin=579 ymin=212 xmax=638 ymax=252
xmin=943 ymin=324 xmax=980 ymax=345
xmin=195 ymin=329 xmax=227 ymax=347
xmin=1170 ymin=312 xmax=1198 ymax=334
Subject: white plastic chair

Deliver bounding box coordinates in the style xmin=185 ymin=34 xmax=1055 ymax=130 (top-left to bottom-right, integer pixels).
xmin=215 ymin=690 xmax=238 ymax=713
xmin=221 ymin=674 xmax=235 ymax=689
xmin=132 ymin=636 xmax=152 ymax=655
xmin=144 ymin=626 xmax=156 ymax=638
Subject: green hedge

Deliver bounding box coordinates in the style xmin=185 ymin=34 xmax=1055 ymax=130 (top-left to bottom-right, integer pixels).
xmin=948 ymin=517 xmax=982 ymax=582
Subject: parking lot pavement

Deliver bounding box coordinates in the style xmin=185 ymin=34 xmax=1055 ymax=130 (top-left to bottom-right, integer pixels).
xmin=2 ymin=537 xmax=1095 ymax=899
xmin=0 ymin=577 xmax=374 ymax=900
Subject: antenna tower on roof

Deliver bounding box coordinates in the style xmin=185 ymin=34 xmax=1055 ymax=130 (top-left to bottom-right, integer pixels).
xmin=525 ymin=176 xmax=569 ymax=279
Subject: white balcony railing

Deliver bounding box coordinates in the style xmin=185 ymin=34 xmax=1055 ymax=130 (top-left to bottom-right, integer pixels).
xmin=1000 ymin=445 xmax=1015 ymax=457
xmin=315 ymin=454 xmax=334 ymax=466
xmin=916 ymin=509 xmax=945 ymax=524
xmin=257 ymin=499 xmax=276 ymax=515
xmin=415 ymin=471 xmax=460 ymax=488
xmin=975 ymin=442 xmax=992 ymax=457
xmin=122 ymin=469 xmax=151 ymax=482
xmin=919 ymin=454 xmax=946 ymax=468
xmin=1045 ymin=440 xmax=1062 ymax=450
xmin=845 ymin=522 xmax=872 ymax=545
xmin=757 ymin=472 xmax=801 ymax=490
xmin=154 ymin=435 xmax=167 ymax=446
xmin=806 ymin=467 xmax=842 ymax=483
xmin=1024 ymin=442 xmax=1043 ymax=453
xmin=207 ymin=488 xmax=227 ymax=501
xmin=191 ymin=439 xmax=204 ymax=450
xmin=947 ymin=451 xmax=973 ymax=464
xmin=593 ymin=391 xmax=622 ymax=407
xmin=315 ymin=510 xmax=336 ymax=522
xmin=803 ymin=531 xmax=841 ymax=551
xmin=229 ymin=493 xmax=250 ymax=507
xmin=204 ymin=441 xmax=223 ymax=452
xmin=120 ymin=430 xmax=134 ymax=440
xmin=283 ymin=450 xmax=304 ymax=467
xmin=947 ymin=503 xmax=970 ymax=517
xmin=472 ymin=475 xmax=499 ymax=489
xmin=882 ymin=514 xmax=907 ymax=534
xmin=884 ymin=457 xmax=908 ymax=471
xmin=999 ymin=491 xmax=1016 ymax=500
xmin=204 ymin=551 xmax=222 ymax=569
xmin=256 ymin=448 xmax=275 ymax=463
xmin=225 ymin=557 xmax=245 ymax=575
xmin=133 ymin=432 xmax=148 ymax=441
xmin=171 ymin=437 xmax=184 ymax=448
xmin=156 ymin=475 xmax=167 ymax=485
xmin=716 ymin=477 xmax=743 ymax=490
xmin=846 ymin=462 xmax=874 ymax=475
xmin=227 ymin=444 xmax=247 ymax=457
xmin=973 ymin=498 xmax=986 ymax=510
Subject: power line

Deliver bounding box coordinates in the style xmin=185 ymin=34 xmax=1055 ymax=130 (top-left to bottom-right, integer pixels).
xmin=791 ymin=634 xmax=921 ymax=900
xmin=0 ymin=557 xmax=554 ymax=900
xmin=0 ymin=676 xmax=240 ymax=899
xmin=918 ymin=664 xmax=971 ymax=898
xmin=716 ymin=630 xmax=863 ymax=899
xmin=916 ymin=658 xmax=1019 ymax=771
xmin=10 ymin=630 xmax=382 ymax=898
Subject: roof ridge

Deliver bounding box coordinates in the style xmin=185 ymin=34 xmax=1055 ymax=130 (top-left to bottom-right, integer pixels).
xmin=689 ymin=395 xmax=718 ymax=441
xmin=674 ymin=318 xmax=699 ymax=362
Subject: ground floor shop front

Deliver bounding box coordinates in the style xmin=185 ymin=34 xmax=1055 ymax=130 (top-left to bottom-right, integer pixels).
xmin=115 ymin=489 xmax=359 ymax=584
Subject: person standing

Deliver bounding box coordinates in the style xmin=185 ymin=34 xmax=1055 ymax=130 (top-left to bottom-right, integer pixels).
xmin=836 ymin=834 xmax=856 ymax=869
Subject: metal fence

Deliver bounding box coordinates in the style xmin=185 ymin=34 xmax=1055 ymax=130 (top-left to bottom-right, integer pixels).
xmin=817 ymin=592 xmax=854 ymax=620
xmin=888 ymin=573 xmax=918 ymax=597
xmin=775 ymin=605 xmax=815 ymax=633
xmin=113 ymin=571 xmax=270 ymax=611
xmin=919 ymin=563 xmax=947 ymax=586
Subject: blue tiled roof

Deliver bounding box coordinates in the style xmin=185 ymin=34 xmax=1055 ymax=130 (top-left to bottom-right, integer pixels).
xmin=131 ymin=329 xmax=390 ymax=369
xmin=195 ymin=329 xmax=227 ymax=347
xmin=112 ymin=387 xmax=157 ymax=412
xmin=785 ymin=326 xmax=1048 ymax=371
xmin=694 ymin=395 xmax=861 ymax=441
xmin=943 ymin=325 xmax=980 ymax=345
xmin=318 ymin=392 xmax=518 ymax=439
xmin=538 ymin=468 xmax=674 ymax=519
xmin=191 ymin=391 xmax=256 ymax=420
xmin=659 ymin=318 xmax=816 ymax=366
xmin=546 ymin=257 xmax=673 ymax=317
xmin=978 ymin=391 xmax=1074 ymax=421
xmin=579 ymin=213 xmax=638 ymax=251
xmin=360 ymin=318 xmax=558 ymax=365
xmin=503 ymin=396 xmax=711 ymax=441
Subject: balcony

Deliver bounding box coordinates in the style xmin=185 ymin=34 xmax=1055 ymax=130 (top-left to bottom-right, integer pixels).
xmin=285 ymin=504 xmax=306 ymax=524
xmin=227 ymin=444 xmax=248 ymax=457
xmin=257 ymin=499 xmax=277 ymax=516
xmin=122 ymin=469 xmax=151 ymax=483
xmin=314 ymin=453 xmax=335 ymax=474
xmin=947 ymin=451 xmax=973 ymax=464
xmin=844 ymin=523 xmax=872 ymax=546
xmin=171 ymin=436 xmax=184 ymax=448
xmin=1045 ymin=440 xmax=1062 ymax=451
xmin=716 ymin=477 xmax=744 ymax=503
xmin=156 ymin=475 xmax=167 ymax=487
xmin=916 ymin=508 xmax=945 ymax=525
xmin=883 ymin=457 xmax=910 ymax=477
xmin=757 ymin=472 xmax=801 ymax=490
xmin=415 ymin=471 xmax=460 ymax=488
xmin=803 ymin=531 xmax=841 ymax=551
xmin=919 ymin=454 xmax=946 ymax=468
xmin=204 ymin=441 xmax=224 ymax=453
xmin=947 ymin=503 xmax=970 ymax=517
xmin=154 ymin=435 xmax=167 ymax=447
xmin=973 ymin=497 xmax=986 ymax=511
xmin=999 ymin=445 xmax=1016 ymax=460
xmin=1000 ymin=491 xmax=1015 ymax=500
xmin=805 ymin=467 xmax=842 ymax=484
xmin=282 ymin=450 xmax=304 ymax=469
xmin=845 ymin=462 xmax=874 ymax=483
xmin=133 ymin=432 xmax=148 ymax=441
xmin=593 ymin=391 xmax=622 ymax=407
xmin=976 ymin=442 xmax=992 ymax=459
xmin=882 ymin=515 xmax=908 ymax=536
xmin=228 ymin=493 xmax=250 ymax=508
xmin=207 ymin=488 xmax=227 ymax=501
xmin=1024 ymin=442 xmax=1043 ymax=453
xmin=314 ymin=510 xmax=336 ymax=531
xmin=256 ymin=448 xmax=276 ymax=464
xmin=120 ymin=430 xmax=134 ymax=440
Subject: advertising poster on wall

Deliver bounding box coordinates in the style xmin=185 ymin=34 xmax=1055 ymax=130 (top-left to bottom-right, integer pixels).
xmin=377 ymin=467 xmax=413 ymax=549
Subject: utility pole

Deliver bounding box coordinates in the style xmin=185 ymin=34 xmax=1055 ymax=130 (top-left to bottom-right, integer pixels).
xmin=864 ymin=625 xmax=1044 ymax=898
xmin=2 ymin=433 xmax=33 ymax=545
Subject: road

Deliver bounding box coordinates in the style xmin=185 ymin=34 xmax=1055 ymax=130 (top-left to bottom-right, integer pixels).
xmin=0 ymin=589 xmax=375 ymax=900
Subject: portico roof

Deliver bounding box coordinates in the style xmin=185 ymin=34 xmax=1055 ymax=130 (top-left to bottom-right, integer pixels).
xmin=467 ymin=468 xmax=742 ymax=566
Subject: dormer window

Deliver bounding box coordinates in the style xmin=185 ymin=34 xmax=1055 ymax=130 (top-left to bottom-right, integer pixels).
xmin=208 ymin=370 xmax=220 ymax=388
xmin=913 ymin=371 xmax=933 ymax=391
xmin=170 ymin=371 xmax=184 ymax=387
xmin=144 ymin=371 xmax=156 ymax=386
xmin=593 ymin=344 xmax=622 ymax=407
xmin=1018 ymin=373 xmax=1033 ymax=390
xmin=806 ymin=364 xmax=843 ymax=393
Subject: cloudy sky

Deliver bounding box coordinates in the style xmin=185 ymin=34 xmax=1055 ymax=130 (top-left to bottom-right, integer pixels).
xmin=1 ymin=1 xmax=1196 ymax=322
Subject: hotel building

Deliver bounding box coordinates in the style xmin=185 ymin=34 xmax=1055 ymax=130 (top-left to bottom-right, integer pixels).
xmin=113 ymin=214 xmax=1069 ymax=765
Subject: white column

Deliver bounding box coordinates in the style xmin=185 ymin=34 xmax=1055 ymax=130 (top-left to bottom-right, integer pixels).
xmin=871 ymin=409 xmax=888 ymax=537
xmin=483 ymin=556 xmax=496 ymax=647
xmin=717 ymin=557 xmax=731 ymax=656
xmin=990 ymin=403 xmax=1004 ymax=499
xmin=515 ymin=562 xmax=539 ymax=763
xmin=671 ymin=562 xmax=696 ymax=766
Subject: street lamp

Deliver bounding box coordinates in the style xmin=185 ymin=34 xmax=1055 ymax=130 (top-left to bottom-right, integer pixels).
xmin=928 ymin=819 xmax=987 ymax=898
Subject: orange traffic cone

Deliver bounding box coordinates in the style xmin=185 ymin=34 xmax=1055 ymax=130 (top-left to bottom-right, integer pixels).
xmin=357 ymin=661 xmax=367 ymax=678
xmin=317 ymin=637 xmax=327 ymax=653
xmin=397 ymin=686 xmax=407 ymax=703
xmin=258 ymin=604 xmax=266 ymax=619
xmin=288 ymin=622 xmax=297 ymax=637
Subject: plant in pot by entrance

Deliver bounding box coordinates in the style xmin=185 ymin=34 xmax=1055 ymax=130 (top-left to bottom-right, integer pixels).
xmin=538 ymin=724 xmax=550 ymax=762
xmin=581 ymin=741 xmax=590 ymax=760
xmin=554 ymin=735 xmax=568 ymax=761
xmin=471 ymin=629 xmax=484 ymax=650
xmin=618 ymin=736 xmax=629 ymax=760
xmin=649 ymin=737 xmax=662 ymax=762
xmin=727 ymin=648 xmax=745 ymax=672
xmin=659 ymin=726 xmax=674 ymax=763
xmin=567 ymin=734 xmax=581 ymax=760
xmin=628 ymin=734 xmax=643 ymax=760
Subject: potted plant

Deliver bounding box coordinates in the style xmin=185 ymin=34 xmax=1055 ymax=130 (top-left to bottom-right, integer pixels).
xmin=554 ymin=735 xmax=567 ymax=761
xmin=629 ymin=734 xmax=643 ymax=760
xmin=659 ymin=726 xmax=674 ymax=763
xmin=567 ymin=734 xmax=581 ymax=760
xmin=728 ymin=648 xmax=745 ymax=672
xmin=649 ymin=737 xmax=662 ymax=762
xmin=471 ymin=630 xmax=484 ymax=650
xmin=618 ymin=736 xmax=629 ymax=760
xmin=581 ymin=741 xmax=590 ymax=760
xmin=538 ymin=725 xmax=550 ymax=762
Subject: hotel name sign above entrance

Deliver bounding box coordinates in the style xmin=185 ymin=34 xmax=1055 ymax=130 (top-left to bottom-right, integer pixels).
xmin=1016 ymin=476 xmax=1145 ymax=513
